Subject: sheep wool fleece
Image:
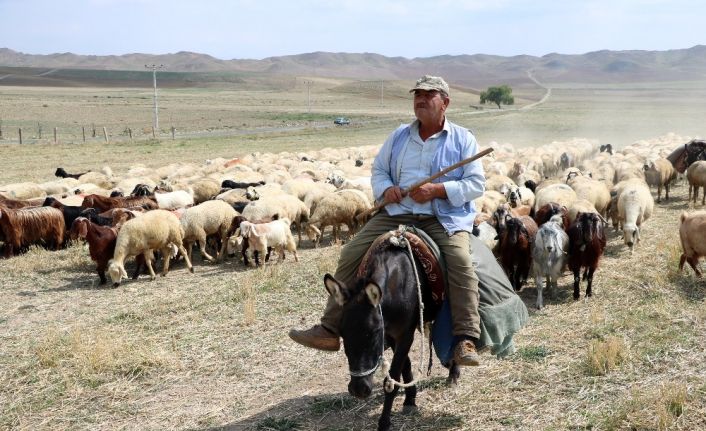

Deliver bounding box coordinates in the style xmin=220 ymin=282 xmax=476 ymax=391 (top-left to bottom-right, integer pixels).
xmin=320 ymin=212 xmax=481 ymax=339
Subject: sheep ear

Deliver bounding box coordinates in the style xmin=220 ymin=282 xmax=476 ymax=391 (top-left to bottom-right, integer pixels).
xmin=324 ymin=274 xmax=348 ymax=306
xmin=364 ymin=283 xmax=382 ymax=307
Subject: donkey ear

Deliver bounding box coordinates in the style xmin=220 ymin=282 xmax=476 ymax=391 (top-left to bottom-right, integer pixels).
xmin=364 ymin=283 xmax=382 ymax=307
xmin=324 ymin=274 xmax=348 ymax=306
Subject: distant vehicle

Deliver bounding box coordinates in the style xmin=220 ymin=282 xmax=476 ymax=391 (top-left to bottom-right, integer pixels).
xmin=334 ymin=117 xmax=350 ymax=125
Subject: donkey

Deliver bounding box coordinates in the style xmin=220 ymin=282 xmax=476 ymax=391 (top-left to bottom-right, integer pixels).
xmin=324 ymin=234 xmax=457 ymax=431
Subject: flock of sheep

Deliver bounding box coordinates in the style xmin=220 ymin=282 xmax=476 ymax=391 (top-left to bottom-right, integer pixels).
xmin=1 ymin=133 xmax=704 ymax=302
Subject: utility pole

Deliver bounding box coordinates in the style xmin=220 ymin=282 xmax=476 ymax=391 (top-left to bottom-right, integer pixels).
xmin=145 ymin=64 xmax=164 ymax=133
xmin=304 ymin=80 xmax=313 ymax=113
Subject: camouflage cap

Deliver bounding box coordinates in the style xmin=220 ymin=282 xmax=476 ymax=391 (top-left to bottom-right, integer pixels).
xmin=409 ymin=75 xmax=450 ymax=96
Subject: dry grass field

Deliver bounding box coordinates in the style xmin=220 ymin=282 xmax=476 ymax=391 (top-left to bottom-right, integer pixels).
xmin=1 ymin=79 xmax=705 ymax=430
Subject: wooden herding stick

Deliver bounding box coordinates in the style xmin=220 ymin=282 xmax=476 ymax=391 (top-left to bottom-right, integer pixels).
xmin=356 ymin=147 xmax=494 ymax=222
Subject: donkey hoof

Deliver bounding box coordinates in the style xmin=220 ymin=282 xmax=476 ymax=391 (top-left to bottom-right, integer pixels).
xmin=402 ymin=405 xmax=418 ymax=415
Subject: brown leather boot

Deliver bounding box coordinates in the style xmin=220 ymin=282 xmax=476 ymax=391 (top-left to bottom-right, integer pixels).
xmin=453 ymin=340 xmax=481 ymax=366
xmin=288 ymin=324 xmax=340 ymax=351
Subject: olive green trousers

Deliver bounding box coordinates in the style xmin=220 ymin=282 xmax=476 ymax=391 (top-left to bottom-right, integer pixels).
xmin=320 ymin=212 xmax=481 ymax=339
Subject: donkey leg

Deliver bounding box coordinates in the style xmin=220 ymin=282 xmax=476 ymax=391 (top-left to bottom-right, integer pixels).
xmin=400 ymin=356 xmax=418 ymax=415
xmin=379 ymin=336 xmax=414 ymax=431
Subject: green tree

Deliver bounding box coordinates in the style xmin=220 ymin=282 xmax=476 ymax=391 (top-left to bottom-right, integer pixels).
xmin=479 ymin=85 xmax=515 ymax=109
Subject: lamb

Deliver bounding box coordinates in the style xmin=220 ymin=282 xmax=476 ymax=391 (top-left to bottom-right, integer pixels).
xmin=242 ymin=195 xmax=310 ymax=243
xmin=0 ymin=206 xmax=65 ymax=257
xmin=678 ymin=210 xmax=706 ymax=276
xmin=505 ymin=185 xmax=535 ymax=209
xmin=643 ymin=157 xmax=676 ymax=202
xmin=107 ymin=209 xmax=193 ymax=286
xmin=239 ymin=218 xmax=298 ymax=266
xmin=180 ymin=200 xmax=238 ymax=262
xmin=532 ymin=214 xmax=569 ymax=309
xmin=617 ymin=180 xmax=654 ymax=253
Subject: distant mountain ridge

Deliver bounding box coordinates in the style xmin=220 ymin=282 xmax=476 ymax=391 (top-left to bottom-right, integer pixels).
xmin=1 ymin=46 xmax=705 ymax=86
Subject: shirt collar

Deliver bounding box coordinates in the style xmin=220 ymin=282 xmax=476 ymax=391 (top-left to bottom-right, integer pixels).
xmin=410 ymin=117 xmax=449 ymax=140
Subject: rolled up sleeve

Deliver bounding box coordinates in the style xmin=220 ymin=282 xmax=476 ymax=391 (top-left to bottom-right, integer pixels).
xmin=442 ymin=131 xmax=485 ymax=207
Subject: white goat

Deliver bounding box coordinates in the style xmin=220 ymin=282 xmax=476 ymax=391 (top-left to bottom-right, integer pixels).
xmin=531 ymin=214 xmax=569 ymax=309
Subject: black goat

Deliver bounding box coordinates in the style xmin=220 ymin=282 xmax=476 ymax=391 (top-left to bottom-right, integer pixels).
xmin=55 ymin=167 xmax=89 ymax=180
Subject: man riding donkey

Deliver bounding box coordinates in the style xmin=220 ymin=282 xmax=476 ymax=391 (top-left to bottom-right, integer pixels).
xmin=290 ymin=75 xmax=486 ymax=367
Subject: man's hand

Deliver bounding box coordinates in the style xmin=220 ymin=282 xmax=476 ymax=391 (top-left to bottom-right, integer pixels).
xmin=383 ymin=186 xmax=404 ymax=204
xmin=409 ymin=183 xmax=446 ymax=203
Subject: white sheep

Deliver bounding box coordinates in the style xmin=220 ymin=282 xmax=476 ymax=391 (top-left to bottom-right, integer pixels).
xmin=154 ymin=189 xmax=194 ymax=210
xmin=533 ymin=183 xmax=578 ymax=213
xmin=617 ymin=180 xmax=654 ymax=253
xmin=108 ymin=209 xmax=193 ymax=286
xmin=180 ymin=200 xmax=238 ymax=262
xmin=532 ymin=215 xmax=569 ymax=309
xmin=241 ymin=195 xmax=310 ymax=243
xmin=505 ymin=185 xmax=535 ymax=209
xmin=239 ymin=217 xmax=298 ymax=266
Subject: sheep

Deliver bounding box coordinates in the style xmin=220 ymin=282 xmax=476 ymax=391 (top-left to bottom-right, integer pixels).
xmin=242 ymin=195 xmax=310 ymax=244
xmin=304 ymin=189 xmax=372 ymax=247
xmin=567 ymin=199 xmax=599 ymax=224
xmin=189 ymin=178 xmax=221 ymax=204
xmin=70 ymin=217 xmax=143 ymax=285
xmin=532 ymin=214 xmax=569 ymax=309
xmin=533 ymin=183 xmax=577 ymax=213
xmin=505 ymin=185 xmax=535 ymax=209
xmin=643 ymin=157 xmax=676 ymax=202
xmin=180 ymin=200 xmax=238 ymax=262
xmin=239 ymin=217 xmax=298 ymax=266
xmin=474 ymin=190 xmax=506 ymax=215
xmin=567 ymin=176 xmax=611 ymax=216
xmin=617 ymin=180 xmax=654 ymax=253
xmin=472 ymin=221 xmax=498 ymax=252
xmin=498 ymin=215 xmax=538 ymax=291
xmin=154 ymin=189 xmax=194 ymax=210
xmin=678 ymin=210 xmax=706 ymax=277
xmin=108 ymin=209 xmax=193 ymax=286
xmin=686 ymin=160 xmax=706 ymax=205
xmin=0 ymin=206 xmax=65 ymax=257
xmin=485 ymin=174 xmax=516 ymax=195
xmin=0 ymin=182 xmax=46 ymax=200
xmin=567 ymin=212 xmax=607 ymax=300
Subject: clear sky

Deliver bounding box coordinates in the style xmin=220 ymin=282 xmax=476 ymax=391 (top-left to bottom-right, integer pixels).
xmin=1 ymin=0 xmax=703 ymax=60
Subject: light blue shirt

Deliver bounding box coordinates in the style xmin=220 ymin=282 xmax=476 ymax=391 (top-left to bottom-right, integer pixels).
xmin=371 ymin=118 xmax=485 ymax=229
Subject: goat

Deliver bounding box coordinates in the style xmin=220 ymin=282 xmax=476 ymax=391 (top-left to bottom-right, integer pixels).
xmin=498 ymin=215 xmax=538 ymax=291
xmin=567 ymin=212 xmax=607 ymax=300
xmin=55 ymin=167 xmax=89 ymax=180
xmin=534 ymin=202 xmax=570 ymax=231
xmin=80 ymin=194 xmax=158 ymax=212
xmin=70 ymin=217 xmax=143 ymax=285
xmin=531 ymin=215 xmax=569 ymax=309
xmin=221 ymin=179 xmax=266 ymax=190
xmin=0 ymin=206 xmax=65 ymax=257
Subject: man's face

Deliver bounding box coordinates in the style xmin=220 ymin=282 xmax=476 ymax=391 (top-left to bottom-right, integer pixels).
xmin=413 ymin=89 xmax=449 ymax=124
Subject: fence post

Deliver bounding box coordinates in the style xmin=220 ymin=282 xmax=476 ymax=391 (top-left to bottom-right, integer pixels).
xmin=19 ymin=128 xmax=22 ymax=145
xmin=128 ymin=128 xmax=133 ymax=141
xmin=0 ymin=119 xmax=3 ymax=139
xmin=38 ymin=123 xmax=42 ymax=139
xmin=82 ymin=126 xmax=86 ymax=143
xmin=151 ymin=126 xmax=155 ymax=139
xmin=171 ymin=126 xmax=175 ymax=140
xmin=103 ymin=127 xmax=109 ymax=143
xmin=54 ymin=127 xmax=58 ymax=144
